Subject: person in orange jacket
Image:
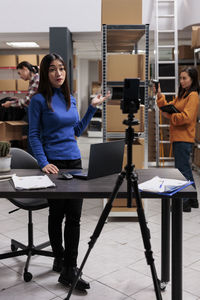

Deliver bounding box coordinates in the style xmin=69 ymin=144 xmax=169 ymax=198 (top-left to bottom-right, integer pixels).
xmin=155 ymin=66 xmax=199 ymax=212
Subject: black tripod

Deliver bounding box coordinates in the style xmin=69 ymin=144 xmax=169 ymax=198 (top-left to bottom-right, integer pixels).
xmin=65 ymin=114 xmax=162 ymax=300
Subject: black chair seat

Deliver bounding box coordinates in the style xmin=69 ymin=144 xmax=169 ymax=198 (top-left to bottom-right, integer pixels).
xmin=8 ymin=198 xmax=49 ymax=211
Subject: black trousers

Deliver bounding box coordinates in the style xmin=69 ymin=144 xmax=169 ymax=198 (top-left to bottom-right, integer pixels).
xmin=48 ymin=158 xmax=82 ymax=268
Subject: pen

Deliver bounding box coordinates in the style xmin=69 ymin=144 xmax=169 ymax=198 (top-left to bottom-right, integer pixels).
xmin=159 ymin=180 xmax=164 ymax=189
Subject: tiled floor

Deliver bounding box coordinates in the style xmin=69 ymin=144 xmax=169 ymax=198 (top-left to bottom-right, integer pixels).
xmin=0 ymin=136 xmax=200 ymax=300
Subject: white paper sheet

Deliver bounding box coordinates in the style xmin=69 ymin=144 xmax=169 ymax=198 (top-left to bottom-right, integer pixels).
xmin=138 ymin=176 xmax=190 ymax=193
xmin=12 ymin=175 xmax=56 ymax=190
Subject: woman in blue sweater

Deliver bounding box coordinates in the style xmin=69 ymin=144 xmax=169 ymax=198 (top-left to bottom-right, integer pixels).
xmin=28 ymin=53 xmax=109 ymax=291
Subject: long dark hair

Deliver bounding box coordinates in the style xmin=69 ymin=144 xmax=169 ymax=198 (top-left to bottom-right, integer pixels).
xmin=17 ymin=61 xmax=39 ymax=74
xmin=178 ymin=66 xmax=200 ymax=99
xmin=37 ymin=53 xmax=71 ymax=111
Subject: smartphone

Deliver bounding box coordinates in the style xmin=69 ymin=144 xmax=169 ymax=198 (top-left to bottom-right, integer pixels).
xmin=153 ymin=80 xmax=159 ymax=93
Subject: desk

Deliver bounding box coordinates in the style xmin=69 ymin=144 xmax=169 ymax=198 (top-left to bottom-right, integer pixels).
xmin=0 ymin=168 xmax=197 ymax=300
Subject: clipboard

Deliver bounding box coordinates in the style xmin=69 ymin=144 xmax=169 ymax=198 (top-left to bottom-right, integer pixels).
xmin=160 ymin=104 xmax=180 ymax=114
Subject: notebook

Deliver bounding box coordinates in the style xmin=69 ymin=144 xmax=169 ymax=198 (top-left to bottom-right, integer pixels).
xmin=67 ymin=139 xmax=125 ymax=180
xmin=160 ymin=104 xmax=180 ymax=114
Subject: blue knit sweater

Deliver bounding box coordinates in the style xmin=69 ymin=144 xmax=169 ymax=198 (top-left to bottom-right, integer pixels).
xmin=28 ymin=88 xmax=96 ymax=169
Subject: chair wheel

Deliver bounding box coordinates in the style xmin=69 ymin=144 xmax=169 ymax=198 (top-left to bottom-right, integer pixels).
xmin=24 ymin=272 xmax=32 ymax=282
xmin=11 ymin=244 xmax=18 ymax=251
xmin=159 ymin=280 xmax=167 ymax=291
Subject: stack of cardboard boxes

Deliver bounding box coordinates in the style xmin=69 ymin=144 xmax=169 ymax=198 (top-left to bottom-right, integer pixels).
xmin=193 ymin=121 xmax=200 ymax=168
xmin=102 ymin=0 xmax=145 ymax=212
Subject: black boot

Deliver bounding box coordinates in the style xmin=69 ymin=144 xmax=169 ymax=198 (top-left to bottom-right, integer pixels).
xmin=58 ymin=266 xmax=90 ymax=291
xmin=190 ymin=199 xmax=199 ymax=208
xmin=53 ymin=257 xmax=64 ymax=272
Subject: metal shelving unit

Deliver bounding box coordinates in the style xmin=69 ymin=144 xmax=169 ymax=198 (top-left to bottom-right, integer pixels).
xmin=102 ymin=24 xmax=149 ymax=166
xmin=101 ymin=24 xmax=149 ymax=217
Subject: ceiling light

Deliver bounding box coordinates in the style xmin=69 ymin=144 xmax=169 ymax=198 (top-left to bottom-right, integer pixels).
xmin=6 ymin=42 xmax=39 ymax=48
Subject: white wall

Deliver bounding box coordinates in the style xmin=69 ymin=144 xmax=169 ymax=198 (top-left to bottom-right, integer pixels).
xmin=147 ymin=0 xmax=200 ymax=31
xmin=178 ymin=0 xmax=200 ymax=29
xmin=2 ymin=0 xmax=200 ymax=34
xmin=0 ymin=0 xmax=101 ymax=32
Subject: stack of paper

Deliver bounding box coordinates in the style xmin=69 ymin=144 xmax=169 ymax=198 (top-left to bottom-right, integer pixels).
xmin=0 ymin=174 xmax=16 ymax=182
xmin=12 ymin=175 xmax=56 ymax=190
xmin=138 ymin=176 xmax=193 ymax=195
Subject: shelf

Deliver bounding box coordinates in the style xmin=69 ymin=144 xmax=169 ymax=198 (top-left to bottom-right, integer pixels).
xmin=91 ymin=117 xmax=102 ymax=122
xmin=87 ymin=130 xmax=103 ymax=138
xmin=106 ymin=25 xmax=145 ymax=53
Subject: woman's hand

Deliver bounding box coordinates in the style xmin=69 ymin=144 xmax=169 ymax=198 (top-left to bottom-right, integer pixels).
xmin=91 ymin=91 xmax=111 ymax=108
xmin=157 ymin=83 xmax=162 ymax=99
xmin=153 ymin=83 xmax=162 ymax=100
xmin=42 ymin=164 xmax=59 ymax=174
xmin=1 ymin=101 xmax=12 ymax=108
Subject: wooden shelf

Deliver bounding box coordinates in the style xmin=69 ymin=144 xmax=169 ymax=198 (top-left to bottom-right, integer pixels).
xmin=107 ymin=28 xmax=145 ymax=53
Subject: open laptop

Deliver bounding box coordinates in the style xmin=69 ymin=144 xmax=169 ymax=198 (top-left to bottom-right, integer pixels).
xmin=67 ymin=139 xmax=125 ymax=180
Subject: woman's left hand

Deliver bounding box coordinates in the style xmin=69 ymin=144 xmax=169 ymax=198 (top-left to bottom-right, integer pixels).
xmin=91 ymin=91 xmax=111 ymax=108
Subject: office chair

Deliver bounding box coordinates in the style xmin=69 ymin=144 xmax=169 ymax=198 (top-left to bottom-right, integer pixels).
xmin=0 ymin=148 xmax=54 ymax=282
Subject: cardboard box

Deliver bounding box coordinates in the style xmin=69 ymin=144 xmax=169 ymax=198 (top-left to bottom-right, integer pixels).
xmin=0 ymin=121 xmax=6 ymax=140
xmin=38 ymin=54 xmax=46 ymax=65
xmin=193 ymin=145 xmax=200 ymax=167
xmin=0 ymin=121 xmax=28 ymax=141
xmin=17 ymin=79 xmax=29 ymax=91
xmin=0 ymin=55 xmax=16 ymax=67
xmin=191 ymin=26 xmax=200 ymax=49
xmin=107 ymin=100 xmax=144 ymax=132
xmin=178 ymin=45 xmax=194 ymax=60
xmin=73 ymin=80 xmax=77 ymax=94
xmin=195 ymin=122 xmax=200 ymax=142
xmin=107 ymin=54 xmax=145 ymax=81
xmin=112 ymin=197 xmax=136 ymax=207
xmin=0 ymin=80 xmax=16 ymax=91
xmin=102 ymin=0 xmax=142 ymax=25
xmin=107 ymin=137 xmax=144 ymax=208
xmin=18 ymin=55 xmax=37 ymax=65
xmin=91 ymin=82 xmax=101 ymax=95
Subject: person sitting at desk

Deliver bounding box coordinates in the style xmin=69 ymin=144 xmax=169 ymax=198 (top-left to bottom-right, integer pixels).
xmin=28 ymin=53 xmax=110 ymax=291
xmin=1 ymin=61 xmax=39 ymax=154
xmin=155 ymin=66 xmax=200 ymax=212
xmin=1 ymin=61 xmax=39 ymax=108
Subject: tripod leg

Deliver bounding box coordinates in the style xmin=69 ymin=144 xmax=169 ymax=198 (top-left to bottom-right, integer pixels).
xmin=131 ymin=173 xmax=162 ymax=300
xmin=64 ymin=171 xmax=126 ymax=300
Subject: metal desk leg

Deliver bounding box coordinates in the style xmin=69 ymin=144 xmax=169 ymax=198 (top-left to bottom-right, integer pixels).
xmin=172 ymin=197 xmax=182 ymax=300
xmin=161 ymin=198 xmax=170 ymax=290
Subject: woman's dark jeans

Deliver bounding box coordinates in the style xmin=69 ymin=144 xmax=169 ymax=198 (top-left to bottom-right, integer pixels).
xmin=173 ymin=142 xmax=195 ymax=204
xmin=48 ymin=159 xmax=82 ymax=268
xmin=173 ymin=142 xmax=195 ymax=186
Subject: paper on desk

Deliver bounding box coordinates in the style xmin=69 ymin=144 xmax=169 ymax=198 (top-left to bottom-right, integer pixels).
xmin=12 ymin=175 xmax=56 ymax=190
xmin=138 ymin=176 xmax=192 ymax=194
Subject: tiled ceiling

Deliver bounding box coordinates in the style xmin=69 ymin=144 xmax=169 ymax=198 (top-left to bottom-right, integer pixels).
xmin=0 ymin=32 xmax=102 ymax=60
xmin=0 ymin=28 xmax=192 ymax=60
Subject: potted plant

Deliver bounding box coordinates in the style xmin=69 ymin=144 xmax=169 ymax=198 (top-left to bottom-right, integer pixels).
xmin=0 ymin=141 xmax=11 ymax=172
